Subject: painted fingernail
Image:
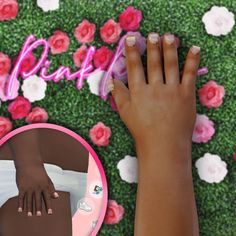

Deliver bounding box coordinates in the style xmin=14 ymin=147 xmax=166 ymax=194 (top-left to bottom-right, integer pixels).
xmin=126 ymin=36 xmax=136 ymax=46
xmin=54 ymin=192 xmax=59 ymax=198
xmin=164 ymin=34 xmax=175 ymax=44
xmin=191 ymin=45 xmax=201 ymax=55
xmin=27 ymin=212 xmax=32 ymax=217
xmin=149 ymin=33 xmax=159 ymax=44
xmin=108 ymin=79 xmax=114 ymax=92
xmin=18 ymin=207 xmax=22 ymax=212
xmin=36 ymin=211 xmax=42 ymax=216
xmin=48 ymin=208 xmax=53 ymax=214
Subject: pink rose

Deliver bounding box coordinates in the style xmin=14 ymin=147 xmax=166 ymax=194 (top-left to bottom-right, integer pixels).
xmin=109 ymin=95 xmax=118 ymax=112
xmin=48 ymin=30 xmax=70 ymax=54
xmin=112 ymin=56 xmax=127 ymax=83
xmin=233 ymin=153 xmax=236 ymax=162
xmin=119 ymin=6 xmax=142 ymax=31
xmin=74 ymin=19 xmax=96 ymax=43
xmin=8 ymin=96 xmax=32 ymax=120
xmin=26 ymin=107 xmax=48 ymax=124
xmin=73 ymin=45 xmax=88 ymax=67
xmin=18 ymin=53 xmax=36 ymax=75
xmin=0 ymin=0 xmax=18 ymax=21
xmin=100 ymin=19 xmax=122 ymax=44
xmin=0 ymin=75 xmax=19 ymax=102
xmin=192 ymin=114 xmax=215 ymax=143
xmin=89 ymin=122 xmax=111 ymax=146
xmin=0 ymin=116 xmax=12 ymax=138
xmin=104 ymin=200 xmax=124 ymax=225
xmin=93 ymin=46 xmax=113 ymax=70
xmin=0 ymin=52 xmax=11 ymax=76
xmin=198 ymin=80 xmax=225 ymax=108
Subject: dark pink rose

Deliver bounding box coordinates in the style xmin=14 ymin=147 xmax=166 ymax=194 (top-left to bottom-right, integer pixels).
xmin=100 ymin=19 xmax=122 ymax=44
xmin=26 ymin=107 xmax=48 ymax=124
xmin=73 ymin=45 xmax=88 ymax=67
xmin=8 ymin=96 xmax=32 ymax=120
xmin=119 ymin=6 xmax=142 ymax=31
xmin=0 ymin=52 xmax=11 ymax=76
xmin=75 ymin=19 xmax=96 ymax=43
xmin=89 ymin=122 xmax=111 ymax=146
xmin=93 ymin=46 xmax=113 ymax=70
xmin=19 ymin=53 xmax=36 ymax=74
xmin=198 ymin=80 xmax=225 ymax=108
xmin=0 ymin=0 xmax=18 ymax=21
xmin=48 ymin=30 xmax=70 ymax=54
xmin=0 ymin=116 xmax=12 ymax=138
xmin=192 ymin=114 xmax=215 ymax=143
xmin=104 ymin=200 xmax=124 ymax=225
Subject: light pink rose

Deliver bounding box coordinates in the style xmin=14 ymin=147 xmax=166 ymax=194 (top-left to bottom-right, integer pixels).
xmin=0 ymin=116 xmax=12 ymax=138
xmin=26 ymin=107 xmax=48 ymax=124
xmin=100 ymin=19 xmax=122 ymax=44
xmin=112 ymin=56 xmax=127 ymax=83
xmin=104 ymin=200 xmax=124 ymax=225
xmin=93 ymin=46 xmax=113 ymax=70
xmin=119 ymin=6 xmax=142 ymax=31
xmin=0 ymin=0 xmax=18 ymax=21
xmin=74 ymin=19 xmax=96 ymax=43
xmin=0 ymin=52 xmax=11 ymax=76
xmin=198 ymin=80 xmax=225 ymax=108
xmin=89 ymin=121 xmax=111 ymax=146
xmin=48 ymin=30 xmax=70 ymax=54
xmin=192 ymin=114 xmax=215 ymax=143
xmin=73 ymin=45 xmax=88 ymax=67
xmin=0 ymin=75 xmax=19 ymax=102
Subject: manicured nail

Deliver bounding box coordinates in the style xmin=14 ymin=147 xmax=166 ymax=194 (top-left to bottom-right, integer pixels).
xmin=126 ymin=36 xmax=136 ymax=46
xmin=54 ymin=192 xmax=59 ymax=198
xmin=148 ymin=33 xmax=159 ymax=44
xmin=191 ymin=45 xmax=201 ymax=55
xmin=36 ymin=211 xmax=42 ymax=216
xmin=18 ymin=207 xmax=22 ymax=212
xmin=164 ymin=34 xmax=175 ymax=44
xmin=48 ymin=208 xmax=53 ymax=214
xmin=27 ymin=212 xmax=32 ymax=217
xmin=108 ymin=79 xmax=114 ymax=92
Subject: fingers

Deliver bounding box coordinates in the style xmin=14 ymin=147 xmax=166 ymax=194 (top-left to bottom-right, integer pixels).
xmin=18 ymin=191 xmax=25 ymax=213
xmin=43 ymin=190 xmax=53 ymax=214
xmin=27 ymin=191 xmax=33 ymax=216
xmin=163 ymin=33 xmax=180 ymax=85
xmin=35 ymin=191 xmax=42 ymax=216
xmin=48 ymin=178 xmax=59 ymax=199
xmin=182 ymin=45 xmax=201 ymax=91
xmin=147 ymin=33 xmax=163 ymax=85
xmin=125 ymin=35 xmax=146 ymax=91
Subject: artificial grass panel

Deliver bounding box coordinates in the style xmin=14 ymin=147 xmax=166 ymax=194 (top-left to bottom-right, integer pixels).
xmin=0 ymin=0 xmax=236 ymax=235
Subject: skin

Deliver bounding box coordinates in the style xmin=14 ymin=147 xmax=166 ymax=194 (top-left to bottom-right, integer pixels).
xmin=110 ymin=33 xmax=200 ymax=236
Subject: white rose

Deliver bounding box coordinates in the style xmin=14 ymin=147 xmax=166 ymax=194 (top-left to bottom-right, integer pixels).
xmin=117 ymin=155 xmax=138 ymax=184
xmin=37 ymin=0 xmax=60 ymax=12
xmin=22 ymin=75 xmax=47 ymax=102
xmin=87 ymin=70 xmax=105 ymax=96
xmin=202 ymin=6 xmax=235 ymax=36
xmin=195 ymin=153 xmax=228 ymax=184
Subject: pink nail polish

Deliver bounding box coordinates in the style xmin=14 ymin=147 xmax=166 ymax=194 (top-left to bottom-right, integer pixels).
xmin=27 ymin=212 xmax=32 ymax=217
xmin=36 ymin=211 xmax=42 ymax=216
xmin=54 ymin=192 xmax=59 ymax=198
xmin=126 ymin=36 xmax=136 ymax=46
xmin=191 ymin=45 xmax=201 ymax=55
xmin=18 ymin=207 xmax=22 ymax=212
xmin=149 ymin=33 xmax=159 ymax=44
xmin=48 ymin=209 xmax=53 ymax=214
xmin=164 ymin=34 xmax=175 ymax=44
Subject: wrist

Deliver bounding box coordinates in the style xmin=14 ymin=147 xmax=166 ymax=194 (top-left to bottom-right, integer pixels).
xmin=15 ymin=155 xmax=44 ymax=171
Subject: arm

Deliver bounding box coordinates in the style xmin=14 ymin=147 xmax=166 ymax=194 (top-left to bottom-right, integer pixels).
xmin=110 ymin=33 xmax=200 ymax=235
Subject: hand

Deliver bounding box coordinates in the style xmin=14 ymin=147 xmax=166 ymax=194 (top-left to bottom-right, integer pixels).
xmin=110 ymin=33 xmax=200 ymax=152
xmin=16 ymin=163 xmax=59 ymax=217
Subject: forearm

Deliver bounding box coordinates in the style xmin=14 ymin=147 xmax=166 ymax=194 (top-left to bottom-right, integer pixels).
xmin=134 ymin=136 xmax=199 ymax=236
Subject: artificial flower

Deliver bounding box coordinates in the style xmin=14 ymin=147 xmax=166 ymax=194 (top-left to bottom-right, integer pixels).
xmin=18 ymin=53 xmax=36 ymax=75
xmin=0 ymin=116 xmax=12 ymax=138
xmin=0 ymin=0 xmax=18 ymax=21
xmin=37 ymin=0 xmax=59 ymax=12
xmin=0 ymin=52 xmax=11 ymax=76
xmin=93 ymin=46 xmax=113 ymax=70
xmin=73 ymin=45 xmax=88 ymax=67
xmin=89 ymin=121 xmax=111 ymax=146
xmin=195 ymin=153 xmax=228 ymax=183
xmin=87 ymin=69 xmax=105 ymax=96
xmin=198 ymin=80 xmax=225 ymax=108
xmin=117 ymin=155 xmax=138 ymax=183
xmin=202 ymin=6 xmax=235 ymax=36
xmin=74 ymin=19 xmax=96 ymax=44
xmin=8 ymin=96 xmax=31 ymax=120
xmin=0 ymin=75 xmax=19 ymax=102
xmin=48 ymin=30 xmax=70 ymax=54
xmin=21 ymin=75 xmax=47 ymax=102
xmin=192 ymin=114 xmax=215 ymax=143
xmin=104 ymin=200 xmax=124 ymax=225
xmin=112 ymin=56 xmax=127 ymax=83
xmin=119 ymin=6 xmax=142 ymax=31
xmin=100 ymin=19 xmax=122 ymax=44
xmin=26 ymin=107 xmax=48 ymax=124
xmin=197 ymin=67 xmax=209 ymax=76
xmin=233 ymin=153 xmax=236 ymax=162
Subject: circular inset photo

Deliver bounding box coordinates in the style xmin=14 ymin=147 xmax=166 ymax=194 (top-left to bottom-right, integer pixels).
xmin=0 ymin=124 xmax=107 ymax=236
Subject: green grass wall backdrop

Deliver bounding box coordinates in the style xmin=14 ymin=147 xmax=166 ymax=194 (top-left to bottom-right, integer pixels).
xmin=0 ymin=1 xmax=236 ymax=235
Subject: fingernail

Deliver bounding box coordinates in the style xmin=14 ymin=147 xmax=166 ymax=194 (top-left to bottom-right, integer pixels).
xmin=54 ymin=192 xmax=59 ymax=198
xmin=48 ymin=209 xmax=53 ymax=214
xmin=27 ymin=212 xmax=32 ymax=217
xmin=126 ymin=36 xmax=136 ymax=46
xmin=18 ymin=207 xmax=22 ymax=212
xmin=149 ymin=33 xmax=159 ymax=44
xmin=164 ymin=34 xmax=175 ymax=44
xmin=108 ymin=79 xmax=114 ymax=92
xmin=191 ymin=45 xmax=200 ymax=55
xmin=36 ymin=211 xmax=42 ymax=216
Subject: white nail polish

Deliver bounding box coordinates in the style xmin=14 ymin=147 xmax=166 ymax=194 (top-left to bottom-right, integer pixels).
xmin=48 ymin=209 xmax=53 ymax=214
xmin=28 ymin=212 xmax=32 ymax=217
xmin=149 ymin=33 xmax=159 ymax=44
xmin=108 ymin=79 xmax=114 ymax=92
xmin=191 ymin=45 xmax=200 ymax=55
xmin=164 ymin=34 xmax=175 ymax=44
xmin=36 ymin=211 xmax=42 ymax=216
xmin=126 ymin=36 xmax=136 ymax=46
xmin=18 ymin=207 xmax=22 ymax=212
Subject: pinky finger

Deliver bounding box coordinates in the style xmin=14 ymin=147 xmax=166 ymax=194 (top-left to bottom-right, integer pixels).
xmin=18 ymin=191 xmax=25 ymax=212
